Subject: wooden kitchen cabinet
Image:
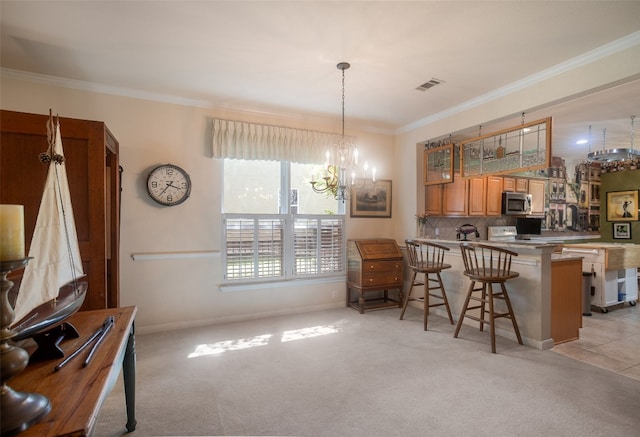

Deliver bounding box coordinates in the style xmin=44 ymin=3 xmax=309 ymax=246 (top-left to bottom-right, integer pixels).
xmin=468 ymin=176 xmax=486 ymax=216
xmin=528 ymin=179 xmax=546 ymax=216
xmin=503 ymin=176 xmax=528 ymax=193
xmin=502 ymin=177 xmax=515 ymax=192
xmin=516 ymin=178 xmax=529 ymax=193
xmin=485 ymin=175 xmax=503 ymax=216
xmin=425 ymin=183 xmax=443 ymax=215
xmin=442 ymin=173 xmax=468 ymax=216
xmin=347 ymin=239 xmax=403 ymax=313
xmin=551 ymin=257 xmax=582 ymax=344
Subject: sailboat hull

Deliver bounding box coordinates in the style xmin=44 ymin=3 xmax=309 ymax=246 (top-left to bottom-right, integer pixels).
xmin=12 ymin=281 xmax=87 ymax=342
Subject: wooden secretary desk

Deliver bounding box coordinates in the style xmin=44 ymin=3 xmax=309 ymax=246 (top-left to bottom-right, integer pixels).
xmin=346 ymin=239 xmax=404 ymax=313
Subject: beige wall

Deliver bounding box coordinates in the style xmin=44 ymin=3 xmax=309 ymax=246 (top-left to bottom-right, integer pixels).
xmin=2 ymin=40 xmax=639 ymax=331
xmin=1 ymin=75 xmax=394 ymax=332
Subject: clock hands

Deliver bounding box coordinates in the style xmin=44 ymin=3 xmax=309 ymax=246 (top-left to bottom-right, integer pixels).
xmin=158 ymin=180 xmax=183 ymax=197
xmin=167 ymin=181 xmax=183 ymax=191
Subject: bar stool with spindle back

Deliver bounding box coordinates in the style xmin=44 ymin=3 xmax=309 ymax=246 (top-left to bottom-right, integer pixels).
xmin=454 ymin=243 xmax=523 ymax=353
xmin=400 ymin=240 xmax=454 ymax=330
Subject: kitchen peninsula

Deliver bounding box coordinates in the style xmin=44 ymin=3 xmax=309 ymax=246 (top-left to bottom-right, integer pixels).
xmin=413 ymin=238 xmax=582 ymax=349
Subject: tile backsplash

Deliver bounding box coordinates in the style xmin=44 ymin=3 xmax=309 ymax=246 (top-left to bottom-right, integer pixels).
xmin=420 ymin=217 xmax=510 ymax=241
xmin=420 ymin=216 xmax=597 ymax=241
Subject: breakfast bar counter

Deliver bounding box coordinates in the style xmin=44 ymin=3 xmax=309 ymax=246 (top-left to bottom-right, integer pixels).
xmin=413 ymin=239 xmax=580 ymax=349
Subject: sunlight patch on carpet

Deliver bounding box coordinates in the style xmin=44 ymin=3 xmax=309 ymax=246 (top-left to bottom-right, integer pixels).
xmin=281 ymin=324 xmax=341 ymax=342
xmin=188 ymin=334 xmax=273 ymax=357
xmin=187 ymin=324 xmax=342 ymax=358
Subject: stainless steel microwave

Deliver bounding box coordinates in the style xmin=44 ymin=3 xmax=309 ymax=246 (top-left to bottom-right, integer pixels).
xmin=501 ymin=192 xmax=532 ymax=215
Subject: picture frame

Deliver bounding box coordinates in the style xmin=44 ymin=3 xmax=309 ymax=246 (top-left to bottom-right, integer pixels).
xmin=350 ymin=179 xmax=392 ymax=218
xmin=606 ymin=190 xmax=639 ymax=221
xmin=612 ymin=222 xmax=632 ymax=239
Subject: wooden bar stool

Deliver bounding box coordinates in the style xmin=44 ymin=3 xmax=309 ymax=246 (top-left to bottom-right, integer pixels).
xmin=400 ymin=240 xmax=454 ymax=330
xmin=454 ymin=243 xmax=523 ymax=353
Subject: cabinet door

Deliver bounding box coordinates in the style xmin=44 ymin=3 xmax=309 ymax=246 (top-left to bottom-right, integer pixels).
xmin=468 ymin=176 xmax=486 ymax=216
xmin=443 ymin=175 xmax=468 ymax=216
xmin=1 ymin=110 xmax=119 ymax=311
xmin=425 ymin=184 xmax=443 ymax=215
xmin=485 ymin=176 xmax=503 ymax=216
xmin=516 ymin=178 xmax=529 ymax=193
xmin=529 ymin=179 xmax=546 ymax=215
xmin=502 ymin=177 xmax=515 ymax=192
xmin=551 ymin=258 xmax=582 ymax=344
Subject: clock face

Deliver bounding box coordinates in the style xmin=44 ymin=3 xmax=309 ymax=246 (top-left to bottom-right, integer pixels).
xmin=146 ymin=164 xmax=192 ymax=206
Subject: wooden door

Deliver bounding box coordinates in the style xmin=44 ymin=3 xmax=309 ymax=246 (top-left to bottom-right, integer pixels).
xmin=0 ymin=110 xmax=119 ymax=310
xmin=486 ymin=176 xmax=503 ymax=216
xmin=468 ymin=176 xmax=486 ymax=216
xmin=443 ymin=174 xmax=468 ymax=216
xmin=424 ymin=184 xmax=442 ymax=215
xmin=516 ymin=178 xmax=529 ymax=193
xmin=502 ymin=177 xmax=515 ymax=192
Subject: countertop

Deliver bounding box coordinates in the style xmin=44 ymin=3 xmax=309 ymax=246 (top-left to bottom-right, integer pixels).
xmin=416 ymin=238 xmax=558 ymax=251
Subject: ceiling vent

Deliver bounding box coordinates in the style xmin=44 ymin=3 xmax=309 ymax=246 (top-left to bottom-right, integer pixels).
xmin=416 ymin=78 xmax=444 ymax=91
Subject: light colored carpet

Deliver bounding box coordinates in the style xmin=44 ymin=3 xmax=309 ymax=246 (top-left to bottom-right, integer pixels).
xmin=94 ymin=307 xmax=640 ymax=436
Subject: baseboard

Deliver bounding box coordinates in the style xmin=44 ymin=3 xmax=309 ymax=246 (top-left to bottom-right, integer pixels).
xmin=136 ymin=301 xmax=345 ymax=335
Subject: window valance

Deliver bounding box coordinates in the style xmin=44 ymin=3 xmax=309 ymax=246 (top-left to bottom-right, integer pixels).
xmin=211 ymin=118 xmax=355 ymax=164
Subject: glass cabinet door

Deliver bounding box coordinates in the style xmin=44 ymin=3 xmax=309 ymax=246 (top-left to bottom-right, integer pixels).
xmin=423 ymin=143 xmax=454 ymax=185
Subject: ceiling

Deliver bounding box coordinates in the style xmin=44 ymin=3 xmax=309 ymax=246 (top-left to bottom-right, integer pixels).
xmin=2 ymin=1 xmax=640 ymax=163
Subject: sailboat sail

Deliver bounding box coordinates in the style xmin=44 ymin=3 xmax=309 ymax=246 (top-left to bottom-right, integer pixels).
xmin=12 ymin=117 xmax=85 ymax=324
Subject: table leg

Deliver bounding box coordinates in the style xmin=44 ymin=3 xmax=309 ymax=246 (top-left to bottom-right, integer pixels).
xmin=123 ymin=323 xmax=136 ymax=432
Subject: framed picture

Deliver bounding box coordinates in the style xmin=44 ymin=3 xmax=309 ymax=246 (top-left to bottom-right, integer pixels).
xmin=606 ymin=190 xmax=639 ymax=221
xmin=350 ymin=179 xmax=392 ymax=218
xmin=612 ymin=222 xmax=632 ymax=239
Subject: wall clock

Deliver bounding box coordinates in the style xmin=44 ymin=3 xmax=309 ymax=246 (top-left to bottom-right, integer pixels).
xmin=146 ymin=163 xmax=192 ymax=206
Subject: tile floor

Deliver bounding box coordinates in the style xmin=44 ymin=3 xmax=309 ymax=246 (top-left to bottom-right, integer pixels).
xmin=552 ymin=300 xmax=640 ymax=381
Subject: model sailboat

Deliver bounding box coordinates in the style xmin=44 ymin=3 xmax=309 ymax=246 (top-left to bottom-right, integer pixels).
xmin=10 ymin=113 xmax=87 ymax=341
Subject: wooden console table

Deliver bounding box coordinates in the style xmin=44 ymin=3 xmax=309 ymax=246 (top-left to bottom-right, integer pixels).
xmin=10 ymin=306 xmax=137 ymax=436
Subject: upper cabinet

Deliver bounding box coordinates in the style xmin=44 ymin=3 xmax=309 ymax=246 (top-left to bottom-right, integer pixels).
xmin=485 ymin=176 xmax=503 ymax=216
xmin=442 ymin=174 xmax=468 ymax=216
xmin=423 ymin=143 xmax=454 ymax=185
xmin=503 ymin=176 xmax=529 ymax=193
xmin=468 ymin=176 xmax=486 ymax=216
xmin=460 ymin=118 xmax=552 ymax=178
xmin=425 ymin=184 xmax=443 ymax=216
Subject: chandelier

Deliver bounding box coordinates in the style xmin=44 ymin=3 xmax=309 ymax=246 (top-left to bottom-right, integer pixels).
xmin=310 ymin=62 xmax=375 ymax=202
xmin=588 ymin=115 xmax=639 ymax=162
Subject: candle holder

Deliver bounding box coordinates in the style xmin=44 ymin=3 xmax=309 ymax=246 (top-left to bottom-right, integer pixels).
xmin=1 ymin=258 xmax=51 ymax=436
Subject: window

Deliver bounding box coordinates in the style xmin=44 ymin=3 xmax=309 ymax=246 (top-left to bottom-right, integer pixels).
xmin=223 ymin=159 xmax=345 ymax=283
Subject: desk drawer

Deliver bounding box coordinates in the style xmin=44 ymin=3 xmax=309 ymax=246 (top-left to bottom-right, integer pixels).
xmin=363 ymin=271 xmax=401 ymax=287
xmin=363 ymin=260 xmax=402 ymax=273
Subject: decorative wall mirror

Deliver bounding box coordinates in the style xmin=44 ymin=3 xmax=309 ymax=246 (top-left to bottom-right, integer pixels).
xmin=423 ymin=143 xmax=454 ymax=185
xmin=460 ymin=117 xmax=552 ymax=178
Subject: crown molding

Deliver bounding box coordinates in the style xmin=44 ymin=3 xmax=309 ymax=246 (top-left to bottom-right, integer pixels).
xmin=397 ymin=31 xmax=640 ymax=135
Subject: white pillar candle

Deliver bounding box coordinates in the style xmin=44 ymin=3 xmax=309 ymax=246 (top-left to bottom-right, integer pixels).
xmin=0 ymin=204 xmax=25 ymax=261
